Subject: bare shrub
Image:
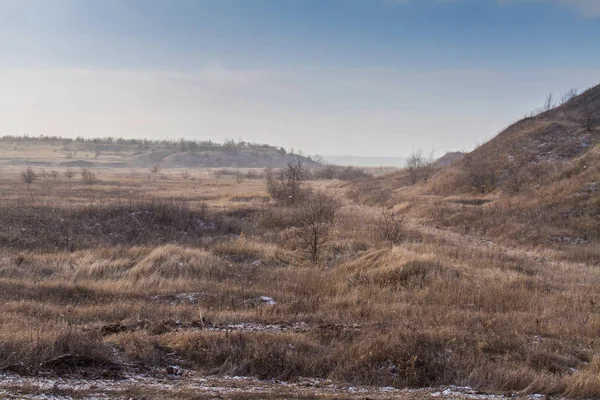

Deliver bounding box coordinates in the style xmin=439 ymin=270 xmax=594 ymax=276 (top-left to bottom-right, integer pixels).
xmin=374 ymin=210 xmax=406 ymax=245
xmin=80 ymin=168 xmax=97 ymax=185
xmin=504 ymin=157 xmax=528 ymax=194
xmin=150 ymin=164 xmax=161 ymax=174
xmin=50 ymin=170 xmax=59 ymax=179
xmin=406 ymin=150 xmax=424 ymax=184
xmin=421 ymin=151 xmax=436 ymax=183
xmin=543 ymin=92 xmax=554 ymax=113
xmin=312 ymin=164 xmax=338 ymax=180
xmin=266 ymin=161 xmax=307 ymax=205
xmin=235 ymin=169 xmax=244 ymax=184
xmin=64 ymin=168 xmax=75 ymax=179
xmin=291 ymin=192 xmax=339 ymax=263
xmin=310 ymin=165 xmax=372 ymax=181
xmin=463 ymin=150 xmax=497 ymax=193
xmin=21 ymin=167 xmax=37 ymax=185
xmin=561 ymin=88 xmax=578 ymax=104
xmin=0 ymin=198 xmax=235 ymax=251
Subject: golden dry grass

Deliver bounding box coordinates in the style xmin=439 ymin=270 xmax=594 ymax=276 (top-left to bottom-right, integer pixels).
xmin=0 ymin=144 xmax=599 ymax=397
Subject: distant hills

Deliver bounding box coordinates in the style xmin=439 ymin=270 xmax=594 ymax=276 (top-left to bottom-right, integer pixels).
xmin=0 ymin=137 xmax=320 ymax=169
xmin=434 ymin=151 xmax=466 ymax=167
xmin=322 ymin=155 xmax=407 ymax=167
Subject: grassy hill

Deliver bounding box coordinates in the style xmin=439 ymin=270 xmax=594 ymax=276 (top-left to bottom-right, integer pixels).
xmin=346 ymin=83 xmax=600 ymax=257
xmin=0 ymin=136 xmax=320 ymax=169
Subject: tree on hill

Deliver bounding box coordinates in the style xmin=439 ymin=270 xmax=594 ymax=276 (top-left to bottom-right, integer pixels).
xmin=464 ymin=150 xmax=497 ymax=194
xmin=406 ymin=150 xmax=424 ymax=185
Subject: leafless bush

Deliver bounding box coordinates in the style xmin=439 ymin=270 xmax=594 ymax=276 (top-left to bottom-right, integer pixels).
xmin=266 ymin=161 xmax=307 ymax=205
xmin=406 ymin=150 xmax=424 ymax=184
xmin=64 ymin=168 xmax=75 ymax=179
xmin=50 ymin=170 xmax=59 ymax=179
xmin=561 ymin=88 xmax=578 ymax=104
xmin=543 ymin=92 xmax=554 ymax=113
xmin=235 ymin=169 xmax=244 ymax=184
xmin=244 ymin=169 xmax=264 ymax=180
xmin=504 ymin=158 xmax=528 ymax=194
xmin=312 ymin=164 xmax=338 ymax=180
xmin=80 ymin=168 xmax=97 ymax=185
xmin=291 ymin=192 xmax=339 ymax=263
xmin=150 ymin=164 xmax=161 ymax=174
xmin=421 ymin=151 xmax=436 ymax=183
xmin=309 ymin=165 xmax=372 ymax=181
xmin=463 ymin=150 xmax=497 ymax=193
xmin=374 ymin=210 xmax=406 ymax=245
xmin=21 ymin=167 xmax=37 ymax=185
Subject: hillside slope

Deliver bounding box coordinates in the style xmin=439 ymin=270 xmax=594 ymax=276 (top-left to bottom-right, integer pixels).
xmin=447 ymin=83 xmax=600 ymax=194
xmin=345 ymin=83 xmax=600 ymax=256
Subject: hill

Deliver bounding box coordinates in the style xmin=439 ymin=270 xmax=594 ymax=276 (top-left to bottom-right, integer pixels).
xmin=434 ymin=151 xmax=465 ymax=167
xmin=431 ymin=83 xmax=600 ymax=195
xmin=346 ymin=83 xmax=600 ymax=254
xmin=0 ymin=136 xmax=320 ymax=169
xmin=322 ymin=155 xmax=407 ymax=167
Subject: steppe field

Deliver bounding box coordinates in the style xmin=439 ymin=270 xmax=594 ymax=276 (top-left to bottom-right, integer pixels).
xmin=0 ymin=126 xmax=599 ymax=399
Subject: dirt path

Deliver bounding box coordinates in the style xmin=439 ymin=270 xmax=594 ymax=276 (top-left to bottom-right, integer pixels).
xmin=412 ymin=218 xmax=587 ymax=270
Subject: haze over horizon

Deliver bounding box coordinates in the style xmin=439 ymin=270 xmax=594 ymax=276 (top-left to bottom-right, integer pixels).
xmin=1 ymin=0 xmax=599 ymax=158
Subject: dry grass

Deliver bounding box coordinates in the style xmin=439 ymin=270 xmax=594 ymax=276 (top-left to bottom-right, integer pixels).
xmin=0 ymin=149 xmax=599 ymax=397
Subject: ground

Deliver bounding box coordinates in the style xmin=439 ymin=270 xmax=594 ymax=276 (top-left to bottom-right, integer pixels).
xmin=1 ymin=157 xmax=599 ymax=398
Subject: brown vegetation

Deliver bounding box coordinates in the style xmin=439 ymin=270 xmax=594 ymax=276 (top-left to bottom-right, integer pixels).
xmin=0 ymin=160 xmax=598 ymax=397
xmin=1 ymin=85 xmax=600 ymax=396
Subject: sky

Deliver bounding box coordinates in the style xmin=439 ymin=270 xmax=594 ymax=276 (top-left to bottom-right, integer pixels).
xmin=0 ymin=0 xmax=599 ymax=157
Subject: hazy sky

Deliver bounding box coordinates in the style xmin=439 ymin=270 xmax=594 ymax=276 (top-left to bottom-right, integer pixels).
xmin=1 ymin=0 xmax=599 ymax=157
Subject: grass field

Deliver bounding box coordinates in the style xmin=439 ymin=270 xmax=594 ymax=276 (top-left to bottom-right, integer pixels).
xmin=1 ymin=159 xmax=599 ymax=398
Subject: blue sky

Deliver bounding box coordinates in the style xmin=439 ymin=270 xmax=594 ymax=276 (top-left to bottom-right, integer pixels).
xmin=1 ymin=0 xmax=599 ymax=157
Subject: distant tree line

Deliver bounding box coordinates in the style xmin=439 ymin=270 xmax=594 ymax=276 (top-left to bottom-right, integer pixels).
xmin=0 ymin=134 xmax=293 ymax=154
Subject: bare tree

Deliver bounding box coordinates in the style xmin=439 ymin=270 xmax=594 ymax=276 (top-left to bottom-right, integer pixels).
xmin=543 ymin=92 xmax=554 ymax=112
xmin=81 ymin=168 xmax=97 ymax=185
xmin=150 ymin=163 xmax=161 ymax=174
xmin=21 ymin=167 xmax=37 ymax=185
xmin=560 ymin=88 xmax=578 ymax=104
xmin=266 ymin=161 xmax=306 ymax=205
xmin=502 ymin=142 xmax=529 ymax=194
xmin=406 ymin=150 xmax=424 ymax=184
xmin=64 ymin=168 xmax=75 ymax=179
xmin=235 ymin=169 xmax=244 ymax=184
xmin=421 ymin=151 xmax=436 ymax=183
xmin=504 ymin=158 xmax=527 ymax=194
xmin=292 ymin=192 xmax=339 ymax=263
xmin=464 ymin=151 xmax=497 ymax=194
